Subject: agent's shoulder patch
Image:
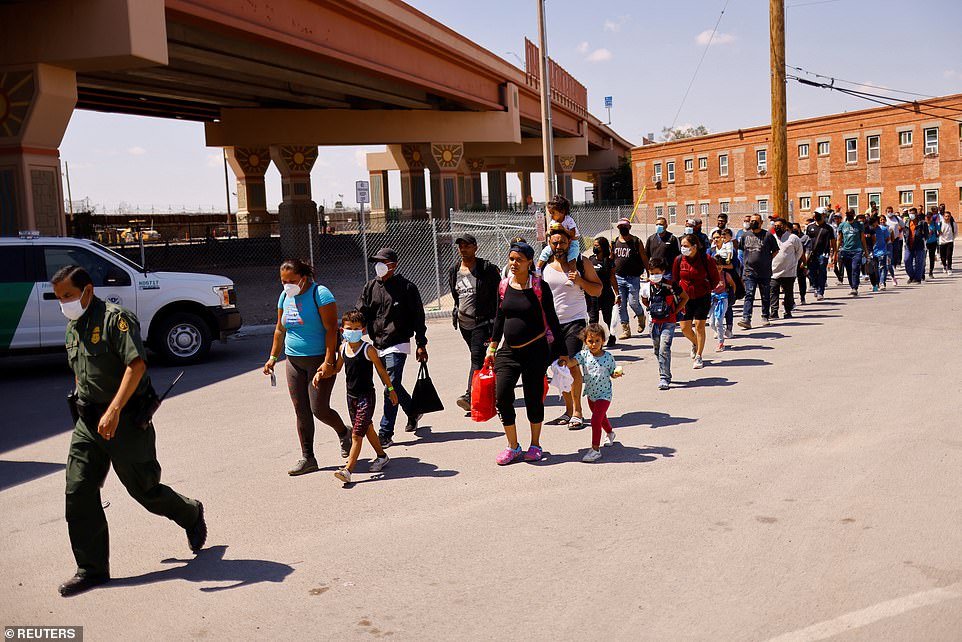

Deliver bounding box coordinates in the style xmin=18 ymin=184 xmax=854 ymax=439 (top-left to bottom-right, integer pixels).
xmin=117 ymin=316 xmax=129 ymax=333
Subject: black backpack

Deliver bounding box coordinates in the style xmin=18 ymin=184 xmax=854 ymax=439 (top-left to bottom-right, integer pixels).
xmin=648 ymin=283 xmax=672 ymax=320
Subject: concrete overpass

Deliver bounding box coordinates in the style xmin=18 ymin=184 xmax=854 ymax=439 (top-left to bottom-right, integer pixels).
xmin=0 ymin=0 xmax=633 ymax=238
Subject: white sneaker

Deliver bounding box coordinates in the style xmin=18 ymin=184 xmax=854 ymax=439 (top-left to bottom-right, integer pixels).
xmin=604 ymin=431 xmax=616 ymax=447
xmin=582 ymin=448 xmax=602 ymax=462
xmin=334 ymin=468 xmax=352 ymax=483
xmin=692 ymin=356 xmax=704 ymax=369
xmin=370 ymin=453 xmax=390 ymax=472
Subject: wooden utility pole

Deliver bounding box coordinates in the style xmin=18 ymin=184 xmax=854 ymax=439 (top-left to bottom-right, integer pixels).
xmin=770 ymin=0 xmax=789 ymax=219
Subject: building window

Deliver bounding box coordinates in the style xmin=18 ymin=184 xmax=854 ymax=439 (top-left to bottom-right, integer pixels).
xmin=798 ymin=143 xmax=809 ymax=159
xmin=666 ymin=161 xmax=675 ymax=183
xmin=756 ymin=149 xmax=767 ymax=172
xmin=817 ymin=141 xmax=830 ymax=156
xmin=899 ymin=130 xmax=913 ymax=146
xmin=799 ymin=196 xmax=811 ymax=211
xmin=653 ymin=162 xmax=662 ymax=182
xmin=818 ymin=195 xmax=831 ymax=208
xmin=867 ymin=135 xmax=880 ymax=162
xmin=698 ymin=156 xmax=708 ymax=170
xmin=686 ymin=204 xmax=695 ymax=216
xmin=654 ymin=205 xmax=664 ymax=219
xmin=719 ymin=154 xmax=729 ymax=177
xmin=668 ymin=205 xmax=677 ymax=224
xmin=847 ymin=193 xmax=859 ymax=211
xmin=757 ymin=199 xmax=769 ymax=213
xmin=700 ymin=203 xmax=709 ymax=216
xmin=899 ymin=190 xmax=913 ymax=205
xmin=845 ymin=138 xmax=857 ymax=164
xmin=867 ymin=192 xmax=881 ymax=209
xmin=924 ymin=127 xmax=939 ymax=155
xmin=684 ymin=158 xmax=693 ymax=172
xmin=924 ymin=189 xmax=939 ymax=210
xmin=720 ymin=202 xmax=730 ymax=214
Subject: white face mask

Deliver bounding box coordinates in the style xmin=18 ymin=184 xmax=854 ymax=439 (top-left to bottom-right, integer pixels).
xmin=681 ymin=246 xmax=693 ymax=257
xmin=282 ymin=281 xmax=301 ymax=298
xmin=743 ymin=222 xmax=751 ymax=230
xmin=374 ymin=262 xmax=390 ymax=278
xmin=649 ymin=273 xmax=664 ymax=283
xmin=60 ymin=297 xmax=87 ymax=321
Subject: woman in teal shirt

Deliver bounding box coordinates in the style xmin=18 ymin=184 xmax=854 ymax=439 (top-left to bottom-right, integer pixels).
xmin=263 ymin=259 xmax=351 ymax=475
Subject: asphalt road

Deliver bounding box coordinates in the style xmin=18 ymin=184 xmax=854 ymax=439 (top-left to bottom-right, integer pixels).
xmin=1 ymin=272 xmax=961 ymax=641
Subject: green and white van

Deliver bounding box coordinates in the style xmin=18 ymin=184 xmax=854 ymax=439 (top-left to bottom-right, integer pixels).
xmin=1 ymin=236 xmax=242 ymax=365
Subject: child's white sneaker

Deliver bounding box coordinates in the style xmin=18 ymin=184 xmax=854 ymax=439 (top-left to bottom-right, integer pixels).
xmin=370 ymin=454 xmax=389 ymax=472
xmin=582 ymin=448 xmax=602 ymax=462
xmin=604 ymin=431 xmax=616 ymax=447
xmin=334 ymin=467 xmax=352 ymax=483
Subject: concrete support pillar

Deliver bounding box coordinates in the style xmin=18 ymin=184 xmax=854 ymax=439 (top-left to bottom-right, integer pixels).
xmin=464 ymin=159 xmax=485 ymax=209
xmin=225 ymin=147 xmax=272 ymax=238
xmin=369 ymin=169 xmax=389 ymax=226
xmin=429 ymin=143 xmax=463 ymax=220
xmin=271 ymin=144 xmax=318 ymax=259
xmin=518 ymin=171 xmax=533 ymax=208
xmin=399 ymin=144 xmax=428 ymax=220
xmin=557 ymin=156 xmax=577 ymax=203
xmin=487 ymin=169 xmax=508 ymax=210
xmin=0 ymin=64 xmax=76 ymax=237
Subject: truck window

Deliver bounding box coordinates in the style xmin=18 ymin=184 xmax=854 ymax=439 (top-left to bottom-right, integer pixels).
xmin=43 ymin=246 xmax=132 ymax=287
xmin=0 ymin=247 xmax=35 ymax=282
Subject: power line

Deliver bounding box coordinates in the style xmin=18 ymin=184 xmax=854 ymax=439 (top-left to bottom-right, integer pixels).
xmin=787 ymin=75 xmax=962 ymax=122
xmin=787 ymin=65 xmax=935 ymax=99
xmin=668 ymin=0 xmax=732 ymax=134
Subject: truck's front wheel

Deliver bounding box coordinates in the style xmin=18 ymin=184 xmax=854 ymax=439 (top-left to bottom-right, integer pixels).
xmin=153 ymin=312 xmax=212 ymax=365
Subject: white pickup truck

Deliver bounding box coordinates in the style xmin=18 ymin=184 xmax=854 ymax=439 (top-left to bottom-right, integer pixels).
xmin=0 ymin=236 xmax=242 ymax=365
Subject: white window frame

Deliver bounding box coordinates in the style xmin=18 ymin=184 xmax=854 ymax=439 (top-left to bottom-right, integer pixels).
xmin=719 ymin=154 xmax=729 ymax=177
xmin=867 ymin=193 xmax=881 ymax=209
xmin=924 ymin=189 xmax=939 ymax=209
xmin=668 ymin=205 xmax=677 ymax=224
xmin=899 ymin=130 xmax=913 ymax=146
xmin=817 ymin=141 xmax=830 ymax=156
xmin=756 ymin=149 xmax=767 ymax=172
xmin=700 ymin=203 xmax=709 ymax=216
xmin=847 ymin=193 xmax=859 ymax=211
xmin=653 ymin=162 xmax=662 ymax=182
xmin=799 ymin=196 xmax=811 ymax=211
xmin=924 ymin=127 xmax=939 ymax=155
xmin=666 ymin=161 xmax=675 ymax=183
xmin=720 ymin=202 xmax=730 ymax=214
xmin=899 ymin=190 xmax=913 ymax=205
xmin=867 ymin=135 xmax=880 ymax=162
xmin=845 ymin=138 xmax=857 ymax=164
xmin=686 ymin=203 xmax=695 ymax=216
xmin=654 ymin=205 xmax=664 ymax=219
xmin=798 ymin=143 xmax=809 ymax=159
xmin=684 ymin=158 xmax=694 ymax=172
xmin=698 ymin=156 xmax=708 ymax=170
xmin=757 ymin=199 xmax=769 ymax=213
xmin=818 ymin=195 xmax=831 ymax=208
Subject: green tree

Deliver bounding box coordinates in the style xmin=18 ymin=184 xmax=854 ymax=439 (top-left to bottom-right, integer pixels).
xmin=599 ymin=157 xmax=633 ymax=204
xmin=660 ymin=125 xmax=709 ymax=141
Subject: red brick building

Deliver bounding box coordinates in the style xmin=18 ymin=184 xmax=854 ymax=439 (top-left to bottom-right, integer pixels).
xmin=630 ymin=93 xmax=962 ymax=224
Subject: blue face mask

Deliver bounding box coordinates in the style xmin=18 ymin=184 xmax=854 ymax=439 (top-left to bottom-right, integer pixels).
xmin=685 ymin=226 xmax=694 ymax=234
xmin=343 ymin=329 xmax=363 ymax=343
xmin=655 ymin=225 xmax=665 ymax=234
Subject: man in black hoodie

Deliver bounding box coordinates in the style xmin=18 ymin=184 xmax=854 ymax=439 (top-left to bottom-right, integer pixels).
xmin=449 ymin=233 xmax=501 ymax=412
xmin=355 ymin=248 xmax=428 ymax=447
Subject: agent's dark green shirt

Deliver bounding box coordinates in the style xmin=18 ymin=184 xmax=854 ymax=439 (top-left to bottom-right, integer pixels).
xmin=65 ymin=297 xmax=150 ymax=405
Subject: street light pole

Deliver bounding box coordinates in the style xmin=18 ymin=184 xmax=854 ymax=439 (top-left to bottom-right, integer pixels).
xmin=770 ymin=0 xmax=789 ymax=220
xmin=537 ymin=0 xmax=556 ymax=201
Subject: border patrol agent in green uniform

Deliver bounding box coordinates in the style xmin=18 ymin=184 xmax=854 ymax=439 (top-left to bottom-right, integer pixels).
xmin=52 ymin=265 xmax=207 ymax=597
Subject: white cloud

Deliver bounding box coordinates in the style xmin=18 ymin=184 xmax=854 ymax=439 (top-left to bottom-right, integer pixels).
xmin=576 ymin=41 xmax=590 ymax=55
xmin=695 ymin=29 xmax=736 ymax=46
xmin=127 ymin=146 xmax=146 ymax=156
xmin=604 ymin=16 xmax=628 ymax=33
xmin=587 ymin=48 xmax=613 ymax=63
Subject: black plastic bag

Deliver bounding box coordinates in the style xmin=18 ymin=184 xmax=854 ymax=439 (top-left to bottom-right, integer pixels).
xmin=411 ymin=362 xmax=444 ymax=415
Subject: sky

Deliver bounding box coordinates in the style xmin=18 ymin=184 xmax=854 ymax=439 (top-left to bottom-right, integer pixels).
xmin=59 ymin=0 xmax=962 ymax=214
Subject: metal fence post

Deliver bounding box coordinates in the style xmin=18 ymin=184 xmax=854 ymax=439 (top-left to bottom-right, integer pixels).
xmin=431 ymin=216 xmax=441 ymax=309
xmin=308 ymin=222 xmax=314 ymax=267
xmin=360 ymin=204 xmax=370 ymax=283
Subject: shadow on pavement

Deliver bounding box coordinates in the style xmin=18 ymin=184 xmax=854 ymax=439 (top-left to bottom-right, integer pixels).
xmin=610 ymin=410 xmax=697 ymax=429
xmin=716 ymin=358 xmax=772 ymax=367
xmin=536 ymin=444 xmax=677 ymax=466
xmin=405 ymin=427 xmax=502 ymax=444
xmin=742 ymin=331 xmax=785 ymax=340
xmin=109 ymin=545 xmax=293 ymax=592
xmin=722 ymin=344 xmax=774 ymax=352
xmin=678 ymin=376 xmax=737 ymax=388
xmin=0 ymin=460 xmax=65 ymax=492
xmin=339 ymin=456 xmax=459 ymax=485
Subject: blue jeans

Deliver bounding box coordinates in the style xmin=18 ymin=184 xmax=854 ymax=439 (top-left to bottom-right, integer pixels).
xmin=378 ymin=352 xmax=414 ymax=439
xmin=741 ymin=274 xmax=770 ymax=323
xmin=873 ymin=253 xmax=890 ymax=286
xmin=907 ymin=247 xmax=926 ymax=281
xmin=616 ymin=274 xmax=645 ymax=323
xmin=651 ymin=322 xmax=675 ymax=383
xmin=808 ymin=254 xmax=828 ymax=296
xmin=840 ymin=250 xmax=862 ymax=290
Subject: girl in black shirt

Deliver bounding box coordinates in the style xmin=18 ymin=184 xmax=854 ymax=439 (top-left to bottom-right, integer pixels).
xmin=586 ymin=237 xmax=617 ymax=346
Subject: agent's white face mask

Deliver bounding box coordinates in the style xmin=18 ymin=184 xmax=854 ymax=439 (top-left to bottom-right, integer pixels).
xmin=374 ymin=262 xmax=390 ymax=278
xmin=60 ymin=298 xmax=87 ymax=321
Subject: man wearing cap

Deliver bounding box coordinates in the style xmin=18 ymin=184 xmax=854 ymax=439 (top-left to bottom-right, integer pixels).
xmin=645 ymin=216 xmax=681 ymax=281
xmin=687 ymin=217 xmax=711 ymax=252
xmin=612 ymin=217 xmax=650 ymax=339
xmin=355 ymin=248 xmax=428 ymax=447
xmin=448 ymin=233 xmax=501 ymax=412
